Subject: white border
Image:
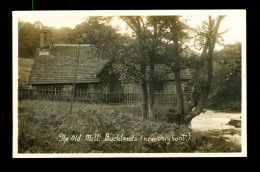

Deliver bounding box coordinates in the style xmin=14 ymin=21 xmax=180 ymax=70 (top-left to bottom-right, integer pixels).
xmin=12 ymin=10 xmax=247 ymax=158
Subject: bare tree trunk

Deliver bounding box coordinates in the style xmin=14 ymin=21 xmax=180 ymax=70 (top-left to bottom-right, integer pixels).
xmin=140 ymin=62 xmax=148 ymax=118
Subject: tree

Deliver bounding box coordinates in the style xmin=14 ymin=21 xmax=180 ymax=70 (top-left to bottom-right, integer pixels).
xmin=74 ymin=17 xmax=125 ymax=59
xmin=207 ymin=42 xmax=241 ymax=111
xmin=120 ymin=16 xmax=150 ymax=119
xmin=146 ymin=16 xmax=168 ymax=121
xmin=33 ymin=21 xmax=43 ymax=30
xmin=156 ymin=16 xmax=225 ymax=125
xmin=18 ymin=20 xmax=41 ymax=58
xmin=120 ymin=16 xmax=167 ymax=120
xmin=77 ymin=16 xmax=137 ymax=94
xmin=183 ymin=15 xmax=226 ymax=124
xmin=55 ymin=15 xmax=226 ymax=124
xmin=159 ymin=16 xmax=191 ymax=119
xmin=120 ymin=15 xmax=225 ymax=124
xmin=50 ymin=27 xmax=74 ymax=44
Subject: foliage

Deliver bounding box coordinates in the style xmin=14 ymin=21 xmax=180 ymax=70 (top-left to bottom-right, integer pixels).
xmin=18 ymin=20 xmax=40 ymax=58
xmin=75 ymin=17 xmax=138 ymax=86
xmin=119 ymin=16 xmax=176 ymax=118
xmin=18 ymin=100 xmax=241 ymax=153
xmin=18 ymin=20 xmax=74 ymax=58
xmin=192 ymin=18 xmax=226 ymax=51
xmin=207 ymin=42 xmax=241 ymax=111
xmin=18 ymin=15 xmax=241 ymax=118
xmin=51 ymin=27 xmax=74 ymax=44
xmin=18 ymin=58 xmax=34 ymax=87
xmin=72 ymin=17 xmax=131 ymax=59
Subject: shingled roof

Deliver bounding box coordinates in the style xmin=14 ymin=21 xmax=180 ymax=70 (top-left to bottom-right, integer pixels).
xmin=29 ymin=44 xmax=108 ymax=84
xmin=152 ymin=64 xmax=191 ymax=81
xmin=29 ymin=44 xmax=191 ymax=85
xmin=136 ymin=64 xmax=191 ymax=81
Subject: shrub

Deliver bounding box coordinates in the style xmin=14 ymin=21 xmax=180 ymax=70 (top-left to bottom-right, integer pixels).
xmin=18 ymin=100 xmax=241 ymax=153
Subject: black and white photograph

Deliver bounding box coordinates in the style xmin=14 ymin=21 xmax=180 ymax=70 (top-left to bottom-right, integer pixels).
xmin=12 ymin=10 xmax=246 ymax=157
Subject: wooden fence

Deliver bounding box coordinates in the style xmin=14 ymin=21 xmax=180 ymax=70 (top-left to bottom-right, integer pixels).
xmin=18 ymin=87 xmax=191 ymax=105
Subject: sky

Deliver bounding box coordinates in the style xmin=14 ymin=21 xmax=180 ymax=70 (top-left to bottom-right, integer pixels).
xmin=14 ymin=10 xmax=246 ymax=50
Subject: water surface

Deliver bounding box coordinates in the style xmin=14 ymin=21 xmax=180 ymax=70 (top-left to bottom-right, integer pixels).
xmin=191 ymin=110 xmax=242 ymax=144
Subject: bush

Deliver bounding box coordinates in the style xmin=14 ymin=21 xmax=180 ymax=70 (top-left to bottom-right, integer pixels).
xmin=18 ymin=100 xmax=241 ymax=153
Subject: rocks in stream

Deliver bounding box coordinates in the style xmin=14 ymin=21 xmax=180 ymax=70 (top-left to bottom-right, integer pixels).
xmin=228 ymin=119 xmax=241 ymax=128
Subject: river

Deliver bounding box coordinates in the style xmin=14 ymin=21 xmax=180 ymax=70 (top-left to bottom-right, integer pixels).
xmin=191 ymin=110 xmax=242 ymax=144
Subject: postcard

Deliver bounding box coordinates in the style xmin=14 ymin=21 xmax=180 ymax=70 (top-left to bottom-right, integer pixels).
xmin=13 ymin=10 xmax=246 ymax=157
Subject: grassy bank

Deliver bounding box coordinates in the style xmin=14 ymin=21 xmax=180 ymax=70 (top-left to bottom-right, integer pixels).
xmin=18 ymin=57 xmax=34 ymax=87
xmin=18 ymin=100 xmax=241 ymax=153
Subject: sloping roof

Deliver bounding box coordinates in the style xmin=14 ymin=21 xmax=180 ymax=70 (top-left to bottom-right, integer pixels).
xmin=152 ymin=64 xmax=191 ymax=80
xmin=29 ymin=44 xmax=108 ymax=84
xmin=136 ymin=64 xmax=191 ymax=81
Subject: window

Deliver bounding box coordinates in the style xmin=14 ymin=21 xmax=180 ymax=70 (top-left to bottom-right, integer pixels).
xmin=154 ymin=82 xmax=164 ymax=92
xmin=75 ymin=83 xmax=88 ymax=91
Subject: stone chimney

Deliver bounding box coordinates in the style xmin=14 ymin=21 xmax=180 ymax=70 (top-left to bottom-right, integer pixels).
xmin=40 ymin=30 xmax=52 ymax=48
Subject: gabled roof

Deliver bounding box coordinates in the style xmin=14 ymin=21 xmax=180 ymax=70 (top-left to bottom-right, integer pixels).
xmin=29 ymin=44 xmax=108 ymax=84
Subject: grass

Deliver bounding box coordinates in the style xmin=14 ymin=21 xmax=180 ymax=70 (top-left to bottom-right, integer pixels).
xmin=18 ymin=99 xmax=241 ymax=153
xmin=18 ymin=57 xmax=34 ymax=87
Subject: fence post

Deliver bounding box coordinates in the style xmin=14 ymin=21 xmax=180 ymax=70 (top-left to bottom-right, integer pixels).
xmin=105 ymin=89 xmax=108 ymax=103
xmin=84 ymin=89 xmax=86 ymax=102
xmin=164 ymin=91 xmax=166 ymax=104
xmin=53 ymin=88 xmax=55 ymax=100
xmin=51 ymin=88 xmax=53 ymax=100
xmin=48 ymin=88 xmax=50 ymax=99
xmin=25 ymin=88 xmax=27 ymax=99
xmin=41 ymin=87 xmax=42 ymax=99
xmin=116 ymin=93 xmax=118 ymax=105
xmin=77 ymin=89 xmax=79 ymax=101
xmin=58 ymin=88 xmax=60 ymax=100
xmin=79 ymin=89 xmax=82 ymax=102
xmin=119 ymin=93 xmax=121 ymax=105
xmin=127 ymin=92 xmax=129 ymax=104
xmin=29 ymin=88 xmax=31 ymax=99
xmin=60 ymin=89 xmax=62 ymax=101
